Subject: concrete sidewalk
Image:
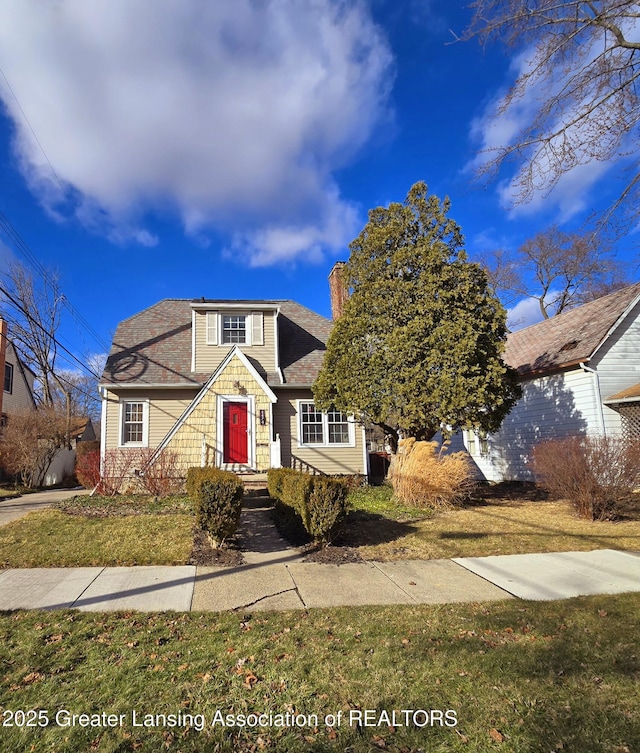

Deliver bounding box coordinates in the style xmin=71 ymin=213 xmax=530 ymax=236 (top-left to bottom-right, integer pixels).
xmin=1 ymin=549 xmax=640 ymax=612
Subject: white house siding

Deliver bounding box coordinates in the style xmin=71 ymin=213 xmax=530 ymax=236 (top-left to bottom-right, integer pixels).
xmin=273 ymin=388 xmax=366 ymax=476
xmin=193 ymin=309 xmax=277 ymax=374
xmin=467 ymin=368 xmax=603 ymax=481
xmin=588 ymin=298 xmax=640 ymax=437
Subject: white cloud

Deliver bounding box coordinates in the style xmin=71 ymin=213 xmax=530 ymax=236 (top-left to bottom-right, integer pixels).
xmin=228 ymin=186 xmax=359 ymax=266
xmin=507 ymin=291 xmax=564 ymax=331
xmin=507 ymin=296 xmax=545 ymax=331
xmin=469 ymin=42 xmax=629 ymax=222
xmin=0 ymin=0 xmax=393 ymax=261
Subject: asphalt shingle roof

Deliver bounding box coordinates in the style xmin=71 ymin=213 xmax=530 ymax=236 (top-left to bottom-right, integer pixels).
xmin=101 ymin=299 xmax=331 ymax=388
xmin=504 ymin=282 xmax=640 ymax=377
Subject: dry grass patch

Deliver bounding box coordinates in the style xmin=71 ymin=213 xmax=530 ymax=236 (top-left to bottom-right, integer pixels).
xmin=346 ymin=487 xmax=640 ymax=561
xmin=0 ymin=510 xmax=193 ymax=567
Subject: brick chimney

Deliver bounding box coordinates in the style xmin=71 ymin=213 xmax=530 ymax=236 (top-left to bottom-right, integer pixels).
xmin=329 ymin=261 xmax=349 ymax=320
xmin=0 ymin=319 xmax=7 ymax=420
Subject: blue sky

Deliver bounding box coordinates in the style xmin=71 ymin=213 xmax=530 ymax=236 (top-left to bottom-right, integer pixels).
xmin=0 ymin=0 xmax=636 ymax=378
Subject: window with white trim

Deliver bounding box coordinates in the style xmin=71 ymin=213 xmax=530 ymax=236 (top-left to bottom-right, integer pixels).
xmin=120 ymin=400 xmax=148 ymax=446
xmin=222 ymin=314 xmax=247 ymax=344
xmin=205 ymin=311 xmax=264 ymax=346
xmin=298 ymin=402 xmax=353 ymax=446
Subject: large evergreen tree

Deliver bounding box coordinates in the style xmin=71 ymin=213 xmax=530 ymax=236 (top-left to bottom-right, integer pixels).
xmin=313 ymin=182 xmax=520 ymax=446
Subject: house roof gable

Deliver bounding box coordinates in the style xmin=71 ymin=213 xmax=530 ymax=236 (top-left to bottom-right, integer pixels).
xmin=504 ymin=282 xmax=640 ymax=377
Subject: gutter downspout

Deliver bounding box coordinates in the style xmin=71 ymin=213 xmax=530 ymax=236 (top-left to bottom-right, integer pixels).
xmin=580 ymin=362 xmax=606 ymax=436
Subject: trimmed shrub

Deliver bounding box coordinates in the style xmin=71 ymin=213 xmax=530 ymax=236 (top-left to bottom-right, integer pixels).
xmin=392 ymin=438 xmax=475 ymax=508
xmin=302 ymin=476 xmax=350 ymax=545
xmin=188 ymin=467 xmax=244 ymax=546
xmin=272 ymin=469 xmax=350 ymax=546
xmin=267 ymin=467 xmax=299 ymax=502
xmin=281 ymin=472 xmax=314 ymax=517
xmin=532 ymin=436 xmax=640 ymax=520
xmin=186 ymin=467 xmax=214 ymax=501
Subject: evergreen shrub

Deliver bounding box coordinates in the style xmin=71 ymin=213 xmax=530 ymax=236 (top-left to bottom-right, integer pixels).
xmin=187 ymin=467 xmax=244 ymax=546
xmin=272 ymin=469 xmax=350 ymax=546
xmin=266 ymin=467 xmax=299 ymax=502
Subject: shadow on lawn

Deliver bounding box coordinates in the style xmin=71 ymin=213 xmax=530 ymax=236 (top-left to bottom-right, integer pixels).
xmin=337 ymin=510 xmax=420 ymax=548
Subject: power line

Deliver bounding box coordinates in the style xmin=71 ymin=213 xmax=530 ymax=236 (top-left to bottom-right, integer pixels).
xmin=0 ymin=283 xmax=102 ymax=380
xmin=0 ymin=66 xmax=110 ymax=355
xmin=0 ymin=210 xmax=110 ymax=352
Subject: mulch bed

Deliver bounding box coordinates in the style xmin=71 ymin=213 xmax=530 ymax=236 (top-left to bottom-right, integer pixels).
xmin=189 ymin=527 xmax=244 ymax=567
xmin=300 ymin=543 xmax=364 ymax=564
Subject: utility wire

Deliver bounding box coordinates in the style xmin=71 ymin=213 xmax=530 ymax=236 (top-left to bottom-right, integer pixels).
xmin=0 ymin=283 xmax=102 ymax=380
xmin=0 ymin=211 xmax=110 ymax=352
xmin=0 ymin=66 xmax=111 ymax=354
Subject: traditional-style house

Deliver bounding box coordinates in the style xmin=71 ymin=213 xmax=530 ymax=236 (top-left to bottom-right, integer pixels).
xmin=99 ymin=270 xmax=367 ymax=479
xmin=464 ymin=282 xmax=640 ymax=481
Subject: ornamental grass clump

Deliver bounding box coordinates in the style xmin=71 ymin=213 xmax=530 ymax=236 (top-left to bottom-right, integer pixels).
xmin=188 ymin=467 xmax=244 ymax=547
xmin=392 ymin=438 xmax=475 ymax=509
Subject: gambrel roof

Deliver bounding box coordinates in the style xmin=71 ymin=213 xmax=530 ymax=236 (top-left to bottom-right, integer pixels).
xmin=100 ymin=298 xmax=331 ymax=388
xmin=504 ymin=282 xmax=640 ymax=377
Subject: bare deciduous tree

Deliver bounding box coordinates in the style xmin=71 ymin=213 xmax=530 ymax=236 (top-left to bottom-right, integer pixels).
xmin=465 ymin=1 xmax=640 ymax=226
xmin=481 ymin=226 xmax=627 ymax=318
xmin=0 ymin=407 xmax=67 ymax=487
xmin=2 ymin=262 xmax=64 ymax=406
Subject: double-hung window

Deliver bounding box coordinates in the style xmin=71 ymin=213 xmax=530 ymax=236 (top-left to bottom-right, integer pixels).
xmin=298 ymin=402 xmax=353 ymax=447
xmin=222 ymin=314 xmax=247 ymax=344
xmin=205 ymin=311 xmax=264 ymax=346
xmin=120 ymin=400 xmax=148 ymax=446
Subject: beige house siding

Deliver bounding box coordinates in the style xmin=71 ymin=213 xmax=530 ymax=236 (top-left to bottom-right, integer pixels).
xmin=273 ymin=388 xmax=366 ymax=476
xmin=193 ymin=309 xmax=277 ymax=374
xmin=104 ymin=389 xmax=198 ymax=450
xmin=3 ymin=343 xmax=35 ymax=414
xmin=161 ymin=353 xmax=274 ymax=472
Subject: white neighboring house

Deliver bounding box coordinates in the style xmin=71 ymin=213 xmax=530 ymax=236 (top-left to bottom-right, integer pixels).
xmin=464 ymin=282 xmax=640 ymax=481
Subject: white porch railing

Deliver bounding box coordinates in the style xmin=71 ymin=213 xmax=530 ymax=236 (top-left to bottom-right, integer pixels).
xmin=270 ymin=433 xmax=282 ymax=468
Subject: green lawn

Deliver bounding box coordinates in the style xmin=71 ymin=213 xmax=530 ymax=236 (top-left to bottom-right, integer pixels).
xmin=0 ymin=495 xmax=194 ymax=567
xmin=1 ymin=595 xmax=639 ymax=752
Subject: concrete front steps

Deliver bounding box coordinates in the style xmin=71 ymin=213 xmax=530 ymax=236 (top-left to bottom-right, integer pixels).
xmin=240 ymin=473 xmax=269 ymax=493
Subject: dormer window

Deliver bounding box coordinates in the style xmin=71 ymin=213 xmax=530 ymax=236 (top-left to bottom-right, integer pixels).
xmin=206 ymin=311 xmax=264 ymax=346
xmin=223 ymin=314 xmax=247 ymax=344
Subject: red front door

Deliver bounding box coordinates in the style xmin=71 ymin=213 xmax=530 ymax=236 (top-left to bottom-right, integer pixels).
xmin=223 ymin=402 xmax=248 ymax=464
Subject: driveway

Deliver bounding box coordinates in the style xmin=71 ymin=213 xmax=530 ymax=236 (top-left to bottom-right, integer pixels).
xmin=0 ymin=487 xmax=86 ymax=527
